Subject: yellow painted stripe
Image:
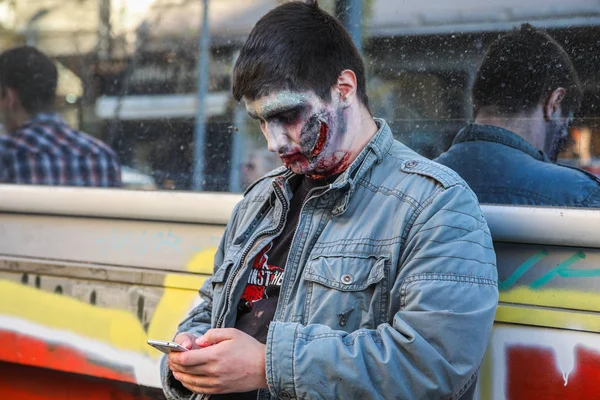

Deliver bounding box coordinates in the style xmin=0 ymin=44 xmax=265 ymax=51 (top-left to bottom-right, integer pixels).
xmin=495 ymin=304 xmax=600 ymax=333
xmin=500 ymin=287 xmax=600 ymax=313
xmin=163 ymin=274 xmax=206 ymax=291
xmin=0 ymin=280 xmax=147 ymax=352
xmin=478 ymin=346 xmax=493 ymax=400
xmin=146 ymin=248 xmax=216 ymax=358
xmin=0 ymin=248 xmax=217 ymax=359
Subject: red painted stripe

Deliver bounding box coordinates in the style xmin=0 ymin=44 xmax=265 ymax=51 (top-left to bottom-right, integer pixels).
xmin=0 ymin=329 xmax=137 ymax=384
xmin=0 ymin=361 xmax=163 ymax=400
xmin=508 ymin=344 xmax=600 ymax=399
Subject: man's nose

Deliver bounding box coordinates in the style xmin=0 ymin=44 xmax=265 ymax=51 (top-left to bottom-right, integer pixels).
xmin=264 ymin=124 xmax=288 ymax=153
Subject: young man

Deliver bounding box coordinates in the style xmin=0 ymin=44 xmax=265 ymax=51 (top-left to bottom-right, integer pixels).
xmin=0 ymin=46 xmax=121 ymax=187
xmin=436 ymin=24 xmax=600 ymax=207
xmin=162 ymin=1 xmax=498 ymax=399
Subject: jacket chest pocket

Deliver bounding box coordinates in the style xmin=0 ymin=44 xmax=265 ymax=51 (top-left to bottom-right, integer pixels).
xmin=302 ymin=254 xmax=389 ymax=332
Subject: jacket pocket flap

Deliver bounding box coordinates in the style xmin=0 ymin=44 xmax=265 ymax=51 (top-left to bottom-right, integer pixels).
xmin=304 ymin=255 xmax=386 ymax=291
xmin=211 ymin=260 xmax=234 ymax=284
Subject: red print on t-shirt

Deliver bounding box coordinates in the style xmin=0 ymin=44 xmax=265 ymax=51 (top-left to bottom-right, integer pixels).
xmin=241 ymin=242 xmax=284 ymax=303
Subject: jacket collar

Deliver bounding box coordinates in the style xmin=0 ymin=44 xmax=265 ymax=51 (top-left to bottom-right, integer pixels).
xmin=24 ymin=112 xmax=64 ymax=126
xmin=16 ymin=112 xmax=65 ymax=133
xmin=453 ymin=123 xmax=552 ymax=163
xmin=335 ymin=118 xmax=393 ymax=183
xmin=329 ymin=118 xmax=393 ymax=215
xmin=9 ymin=112 xmax=65 ymax=138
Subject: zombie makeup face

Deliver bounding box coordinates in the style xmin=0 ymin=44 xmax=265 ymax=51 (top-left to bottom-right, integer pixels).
xmin=244 ymin=90 xmax=351 ymax=178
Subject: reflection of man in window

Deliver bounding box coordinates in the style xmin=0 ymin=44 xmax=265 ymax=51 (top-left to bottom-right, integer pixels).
xmin=0 ymin=46 xmax=121 ymax=187
xmin=240 ymin=148 xmax=280 ymax=191
xmin=436 ymin=24 xmax=600 ymax=207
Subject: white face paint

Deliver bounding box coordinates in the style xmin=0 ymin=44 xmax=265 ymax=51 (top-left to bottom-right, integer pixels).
xmin=244 ymin=89 xmax=352 ymax=178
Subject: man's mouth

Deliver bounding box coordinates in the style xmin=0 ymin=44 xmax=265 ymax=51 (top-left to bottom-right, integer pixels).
xmin=280 ymin=152 xmax=305 ymax=163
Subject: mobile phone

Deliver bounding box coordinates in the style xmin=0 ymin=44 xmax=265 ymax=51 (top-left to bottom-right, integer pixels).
xmin=147 ymin=339 xmax=189 ymax=354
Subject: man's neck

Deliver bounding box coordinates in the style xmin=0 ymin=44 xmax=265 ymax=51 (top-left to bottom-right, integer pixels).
xmin=342 ymin=105 xmax=379 ymax=165
xmin=6 ymin=109 xmax=32 ymax=133
xmin=474 ymin=107 xmax=545 ymax=150
xmin=307 ymin=103 xmax=379 ymax=180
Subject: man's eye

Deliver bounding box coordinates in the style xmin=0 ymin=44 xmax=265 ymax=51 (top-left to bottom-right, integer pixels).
xmin=277 ymin=111 xmax=299 ymax=124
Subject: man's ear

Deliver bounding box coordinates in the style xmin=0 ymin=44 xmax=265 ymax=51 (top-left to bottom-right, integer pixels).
xmin=544 ymin=87 xmax=566 ymax=121
xmin=335 ymin=69 xmax=357 ymax=106
xmin=4 ymin=87 xmax=19 ymax=109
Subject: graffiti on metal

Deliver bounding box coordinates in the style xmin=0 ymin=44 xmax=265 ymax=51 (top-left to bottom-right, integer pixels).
xmin=498 ymin=250 xmax=596 ymax=291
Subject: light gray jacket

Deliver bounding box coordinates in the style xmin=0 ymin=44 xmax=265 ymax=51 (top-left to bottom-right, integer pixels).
xmin=162 ymin=119 xmax=498 ymax=400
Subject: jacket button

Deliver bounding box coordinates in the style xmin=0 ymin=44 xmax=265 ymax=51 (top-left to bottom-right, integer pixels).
xmin=341 ymin=274 xmax=354 ymax=284
xmin=280 ymin=391 xmax=292 ymax=399
xmin=405 ymin=160 xmax=418 ymax=168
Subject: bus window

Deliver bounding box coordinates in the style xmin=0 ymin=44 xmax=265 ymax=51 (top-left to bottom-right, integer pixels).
xmin=0 ymin=0 xmax=597 ymax=204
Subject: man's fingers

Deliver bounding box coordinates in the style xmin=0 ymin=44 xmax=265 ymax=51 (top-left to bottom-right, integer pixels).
xmin=195 ymin=328 xmax=238 ymax=347
xmin=174 ymin=372 xmax=222 ymax=394
xmin=168 ymin=360 xmax=194 ymax=374
xmin=168 ymin=347 xmax=214 ymax=367
xmin=168 ymin=358 xmax=215 ymax=375
xmin=173 ymin=332 xmax=196 ymax=349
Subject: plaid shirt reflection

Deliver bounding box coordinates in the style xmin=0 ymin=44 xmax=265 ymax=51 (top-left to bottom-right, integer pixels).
xmin=0 ymin=113 xmax=121 ymax=187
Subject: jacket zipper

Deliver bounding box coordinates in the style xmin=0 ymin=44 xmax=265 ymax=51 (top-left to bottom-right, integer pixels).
xmin=274 ymin=183 xmax=334 ymax=321
xmin=198 ymin=183 xmax=288 ymax=400
xmin=282 ymin=183 xmax=334 ymax=273
xmin=249 ymin=184 xmax=334 ymax=400
xmin=216 ymin=180 xmax=289 ymax=329
xmin=203 ymin=181 xmax=335 ymax=400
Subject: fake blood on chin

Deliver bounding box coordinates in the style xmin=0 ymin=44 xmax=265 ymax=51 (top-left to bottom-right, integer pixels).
xmin=309 ymin=151 xmax=352 ymax=180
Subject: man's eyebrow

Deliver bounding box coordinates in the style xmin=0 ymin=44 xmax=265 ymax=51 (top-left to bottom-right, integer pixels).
xmin=260 ymin=104 xmax=305 ymax=120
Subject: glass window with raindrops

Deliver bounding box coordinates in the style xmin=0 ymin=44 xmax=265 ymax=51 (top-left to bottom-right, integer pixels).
xmin=0 ymin=0 xmax=598 ymax=206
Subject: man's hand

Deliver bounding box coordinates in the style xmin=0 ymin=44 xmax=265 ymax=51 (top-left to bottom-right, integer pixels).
xmin=172 ymin=332 xmax=199 ymax=350
xmin=168 ymin=328 xmax=268 ymax=395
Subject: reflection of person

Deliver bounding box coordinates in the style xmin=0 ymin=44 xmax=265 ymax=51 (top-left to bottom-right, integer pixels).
xmin=0 ymin=46 xmax=121 ymax=187
xmin=570 ymin=125 xmax=593 ymax=168
xmin=436 ymin=24 xmax=600 ymax=207
xmin=162 ymin=2 xmax=497 ymax=400
xmin=240 ymin=148 xmax=280 ymax=190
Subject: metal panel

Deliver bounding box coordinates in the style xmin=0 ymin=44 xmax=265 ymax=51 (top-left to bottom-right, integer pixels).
xmin=0 ymin=185 xmax=240 ymax=224
xmin=0 ymin=185 xmax=599 ymax=247
xmin=0 ymin=213 xmax=223 ymax=272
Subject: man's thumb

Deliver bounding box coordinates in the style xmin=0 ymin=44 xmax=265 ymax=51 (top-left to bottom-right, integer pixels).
xmin=174 ymin=332 xmax=195 ymax=349
xmin=195 ymin=328 xmax=235 ymax=347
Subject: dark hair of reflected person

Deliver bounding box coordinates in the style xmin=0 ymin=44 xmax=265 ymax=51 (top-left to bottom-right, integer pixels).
xmin=0 ymin=46 xmax=58 ymax=114
xmin=232 ymin=0 xmax=369 ymax=109
xmin=472 ymin=23 xmax=582 ymax=118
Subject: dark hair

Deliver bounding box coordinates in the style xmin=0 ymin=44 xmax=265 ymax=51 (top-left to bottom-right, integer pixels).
xmin=232 ymin=0 xmax=368 ymax=108
xmin=0 ymin=46 xmax=58 ymax=113
xmin=472 ymin=24 xmax=582 ymax=117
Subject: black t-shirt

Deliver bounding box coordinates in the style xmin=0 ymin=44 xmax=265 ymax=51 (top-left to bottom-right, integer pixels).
xmin=225 ymin=176 xmax=328 ymax=400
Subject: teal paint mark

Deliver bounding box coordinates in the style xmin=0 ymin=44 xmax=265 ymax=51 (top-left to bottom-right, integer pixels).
xmin=558 ymin=268 xmax=600 ymax=278
xmin=529 ymin=251 xmax=587 ymax=290
xmin=498 ymin=249 xmax=549 ymax=291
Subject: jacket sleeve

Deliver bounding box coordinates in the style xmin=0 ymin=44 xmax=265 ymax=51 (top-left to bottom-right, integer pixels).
xmin=160 ymin=207 xmax=237 ymax=400
xmin=265 ymin=183 xmax=499 ymax=400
